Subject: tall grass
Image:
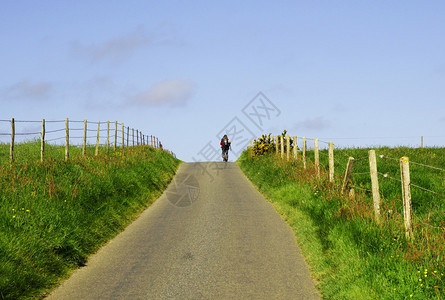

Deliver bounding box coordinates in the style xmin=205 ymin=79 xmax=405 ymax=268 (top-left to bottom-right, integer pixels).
xmin=0 ymin=142 xmax=181 ymax=299
xmin=238 ymin=147 xmax=444 ymax=299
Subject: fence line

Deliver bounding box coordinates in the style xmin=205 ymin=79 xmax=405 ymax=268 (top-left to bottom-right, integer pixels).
xmin=0 ymin=118 xmax=176 ymax=165
xmin=257 ymin=133 xmax=444 ymax=241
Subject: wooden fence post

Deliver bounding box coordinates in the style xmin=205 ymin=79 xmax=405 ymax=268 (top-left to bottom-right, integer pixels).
xmin=280 ymin=135 xmax=284 ymax=159
xmin=328 ymin=142 xmax=334 ymax=183
xmin=126 ymin=126 xmax=129 ymax=147
xmin=136 ymin=129 xmax=139 ymax=146
xmin=368 ymin=150 xmax=381 ymax=223
xmin=286 ymin=134 xmax=290 ymax=161
xmin=341 ymin=157 xmax=354 ymax=195
xmin=132 ymin=129 xmax=134 ymax=147
xmin=41 ymin=119 xmax=45 ymax=162
xmin=400 ymin=156 xmax=414 ymax=240
xmin=275 ymin=135 xmax=279 ymax=154
xmin=302 ymin=136 xmax=307 ymax=169
xmin=106 ymin=120 xmax=110 ymax=152
xmin=83 ymin=120 xmax=87 ymax=156
xmin=314 ymin=138 xmax=320 ymax=178
xmin=95 ymin=121 xmax=100 ymax=156
xmin=293 ymin=136 xmax=297 ymax=160
xmin=114 ymin=121 xmax=117 ymax=151
xmin=420 ymin=136 xmax=423 ymax=149
xmin=10 ymin=118 xmax=14 ymax=164
xmin=121 ymin=123 xmax=125 ymax=149
xmin=65 ymin=118 xmax=69 ymax=161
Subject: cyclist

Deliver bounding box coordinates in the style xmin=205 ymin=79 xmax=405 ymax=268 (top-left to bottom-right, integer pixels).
xmin=220 ymin=134 xmax=231 ymax=162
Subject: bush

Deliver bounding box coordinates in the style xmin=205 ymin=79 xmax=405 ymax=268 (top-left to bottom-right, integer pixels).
xmin=251 ymin=130 xmax=296 ymax=157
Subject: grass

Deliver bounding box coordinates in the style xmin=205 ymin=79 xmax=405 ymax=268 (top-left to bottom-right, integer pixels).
xmin=237 ymin=146 xmax=444 ymax=299
xmin=0 ymin=141 xmax=181 ymax=299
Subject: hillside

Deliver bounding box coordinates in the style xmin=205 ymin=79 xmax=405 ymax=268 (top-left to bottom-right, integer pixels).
xmin=238 ymin=145 xmax=444 ymax=299
xmin=0 ymin=143 xmax=180 ymax=299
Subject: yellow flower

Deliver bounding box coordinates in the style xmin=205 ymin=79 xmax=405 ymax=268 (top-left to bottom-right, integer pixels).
xmin=12 ymin=215 xmax=16 ymax=218
xmin=419 ymin=279 xmax=422 ymax=282
xmin=410 ymin=295 xmax=413 ymax=298
xmin=26 ymin=210 xmax=30 ymax=213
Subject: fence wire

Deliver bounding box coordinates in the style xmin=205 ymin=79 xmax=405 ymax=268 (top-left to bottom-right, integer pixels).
xmin=0 ymin=118 xmax=170 ymax=166
xmin=273 ymin=132 xmax=444 ymax=209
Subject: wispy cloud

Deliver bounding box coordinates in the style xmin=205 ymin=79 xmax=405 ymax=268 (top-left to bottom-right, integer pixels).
xmin=433 ymin=62 xmax=445 ymax=77
xmin=71 ymin=25 xmax=153 ymax=63
xmin=130 ymin=79 xmax=196 ymax=106
xmin=291 ymin=116 xmax=331 ymax=131
xmin=81 ymin=76 xmax=119 ymax=110
xmin=1 ymin=79 xmax=53 ymax=101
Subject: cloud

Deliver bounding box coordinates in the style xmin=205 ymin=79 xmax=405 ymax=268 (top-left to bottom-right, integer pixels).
xmin=433 ymin=63 xmax=445 ymax=77
xmin=130 ymin=79 xmax=196 ymax=106
xmin=84 ymin=76 xmax=115 ymax=92
xmin=2 ymin=79 xmax=53 ymax=101
xmin=291 ymin=116 xmax=331 ymax=131
xmin=81 ymin=76 xmax=119 ymax=109
xmin=332 ymin=102 xmax=347 ymax=112
xmin=71 ymin=25 xmax=153 ymax=63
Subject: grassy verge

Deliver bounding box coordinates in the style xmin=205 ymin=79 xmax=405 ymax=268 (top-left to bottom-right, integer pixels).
xmin=0 ymin=143 xmax=181 ymax=299
xmin=237 ymin=148 xmax=444 ymax=299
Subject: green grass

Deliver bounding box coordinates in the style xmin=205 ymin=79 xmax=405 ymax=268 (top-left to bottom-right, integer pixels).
xmin=0 ymin=142 xmax=181 ymax=299
xmin=237 ymin=147 xmax=444 ymax=299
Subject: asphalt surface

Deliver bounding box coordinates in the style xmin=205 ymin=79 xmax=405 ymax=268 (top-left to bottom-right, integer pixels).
xmin=47 ymin=162 xmax=320 ymax=299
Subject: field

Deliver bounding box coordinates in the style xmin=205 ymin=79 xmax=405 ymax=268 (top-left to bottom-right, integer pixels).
xmin=238 ymin=144 xmax=444 ymax=299
xmin=0 ymin=142 xmax=180 ymax=299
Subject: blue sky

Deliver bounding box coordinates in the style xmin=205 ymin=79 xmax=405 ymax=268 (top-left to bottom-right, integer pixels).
xmin=1 ymin=1 xmax=444 ymax=162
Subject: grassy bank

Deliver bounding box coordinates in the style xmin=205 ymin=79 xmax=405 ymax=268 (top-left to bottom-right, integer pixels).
xmin=238 ymin=147 xmax=444 ymax=299
xmin=0 ymin=143 xmax=181 ymax=299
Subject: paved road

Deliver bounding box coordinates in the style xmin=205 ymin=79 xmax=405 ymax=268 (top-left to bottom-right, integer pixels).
xmin=47 ymin=162 xmax=320 ymax=299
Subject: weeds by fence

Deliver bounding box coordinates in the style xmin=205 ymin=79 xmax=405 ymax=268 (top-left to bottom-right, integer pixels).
xmin=251 ymin=133 xmax=445 ymax=242
xmin=0 ymin=118 xmax=176 ymax=165
xmin=242 ymin=136 xmax=445 ymax=299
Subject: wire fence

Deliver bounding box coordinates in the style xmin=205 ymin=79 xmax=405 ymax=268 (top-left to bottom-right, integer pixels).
xmin=264 ymin=133 xmax=445 ymax=240
xmin=0 ymin=118 xmax=176 ymax=166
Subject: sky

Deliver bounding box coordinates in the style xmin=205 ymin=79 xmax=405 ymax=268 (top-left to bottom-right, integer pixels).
xmin=1 ymin=1 xmax=444 ymax=162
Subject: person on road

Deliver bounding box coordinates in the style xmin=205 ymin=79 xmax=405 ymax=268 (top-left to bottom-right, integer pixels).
xmin=220 ymin=134 xmax=231 ymax=162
